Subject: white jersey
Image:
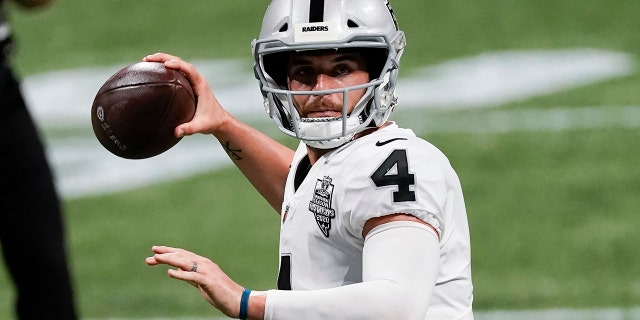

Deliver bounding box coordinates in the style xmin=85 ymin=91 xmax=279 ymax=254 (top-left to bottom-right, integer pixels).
xmin=277 ymin=123 xmax=474 ymax=319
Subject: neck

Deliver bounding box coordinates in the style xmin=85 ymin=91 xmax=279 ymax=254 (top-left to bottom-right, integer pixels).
xmin=306 ymin=146 xmax=331 ymax=165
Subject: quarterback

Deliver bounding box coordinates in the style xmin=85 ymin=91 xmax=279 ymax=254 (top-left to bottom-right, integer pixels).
xmin=145 ymin=0 xmax=474 ymax=319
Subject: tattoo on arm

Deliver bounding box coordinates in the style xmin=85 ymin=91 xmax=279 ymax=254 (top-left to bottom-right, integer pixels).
xmin=223 ymin=141 xmax=243 ymax=161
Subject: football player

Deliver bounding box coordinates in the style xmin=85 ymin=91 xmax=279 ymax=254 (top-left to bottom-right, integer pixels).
xmin=145 ymin=0 xmax=474 ymax=319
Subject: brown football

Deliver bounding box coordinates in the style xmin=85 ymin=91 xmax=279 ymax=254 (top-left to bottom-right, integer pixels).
xmin=91 ymin=62 xmax=196 ymax=159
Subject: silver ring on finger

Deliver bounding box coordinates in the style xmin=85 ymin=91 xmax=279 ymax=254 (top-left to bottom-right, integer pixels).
xmin=191 ymin=261 xmax=198 ymax=272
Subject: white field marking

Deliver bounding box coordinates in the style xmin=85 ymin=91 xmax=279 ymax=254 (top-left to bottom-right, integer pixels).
xmin=398 ymin=105 xmax=640 ymax=135
xmin=23 ymin=48 xmax=634 ymax=127
xmin=46 ymin=105 xmax=640 ymax=200
xmin=19 ymin=49 xmax=636 ymax=199
xmin=398 ymin=48 xmax=634 ymax=109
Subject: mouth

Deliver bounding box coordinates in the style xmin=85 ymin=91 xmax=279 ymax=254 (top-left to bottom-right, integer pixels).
xmin=304 ymin=110 xmax=343 ymax=118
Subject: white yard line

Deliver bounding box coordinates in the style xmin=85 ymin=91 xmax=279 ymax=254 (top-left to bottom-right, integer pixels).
xmin=19 ymin=48 xmax=635 ymax=198
xmin=400 ymin=105 xmax=640 ymax=134
xmin=45 ymin=105 xmax=640 ymax=199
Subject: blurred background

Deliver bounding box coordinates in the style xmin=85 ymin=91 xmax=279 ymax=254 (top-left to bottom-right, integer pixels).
xmin=1 ymin=0 xmax=639 ymax=319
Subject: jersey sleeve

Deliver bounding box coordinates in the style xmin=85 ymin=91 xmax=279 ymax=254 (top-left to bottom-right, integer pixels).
xmin=339 ymin=137 xmax=452 ymax=240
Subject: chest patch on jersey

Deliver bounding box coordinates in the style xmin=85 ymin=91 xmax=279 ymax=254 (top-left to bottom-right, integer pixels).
xmin=309 ymin=176 xmax=336 ymax=238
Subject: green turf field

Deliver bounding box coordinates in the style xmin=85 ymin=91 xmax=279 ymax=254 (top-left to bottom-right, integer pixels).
xmin=1 ymin=0 xmax=639 ymax=319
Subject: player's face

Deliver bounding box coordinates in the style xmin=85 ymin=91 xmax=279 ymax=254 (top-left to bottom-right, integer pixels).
xmin=286 ymin=51 xmax=369 ymax=119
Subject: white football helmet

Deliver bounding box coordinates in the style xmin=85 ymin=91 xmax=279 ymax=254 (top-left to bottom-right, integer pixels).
xmin=252 ymin=0 xmax=406 ymax=149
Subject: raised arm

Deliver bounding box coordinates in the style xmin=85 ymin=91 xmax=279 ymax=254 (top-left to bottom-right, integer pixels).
xmin=144 ymin=53 xmax=294 ymax=212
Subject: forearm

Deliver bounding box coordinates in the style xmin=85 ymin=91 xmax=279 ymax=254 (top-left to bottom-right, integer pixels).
xmin=213 ymin=115 xmax=294 ymax=212
xmin=254 ymin=222 xmax=440 ymax=320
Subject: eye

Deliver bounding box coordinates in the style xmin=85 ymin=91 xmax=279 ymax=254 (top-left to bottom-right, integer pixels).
xmin=333 ymin=64 xmax=352 ymax=77
xmin=289 ymin=66 xmax=315 ymax=81
xmin=297 ymin=66 xmax=314 ymax=76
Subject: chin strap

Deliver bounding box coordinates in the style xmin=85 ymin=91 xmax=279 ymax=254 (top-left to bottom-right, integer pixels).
xmin=297 ymin=116 xmax=361 ymax=149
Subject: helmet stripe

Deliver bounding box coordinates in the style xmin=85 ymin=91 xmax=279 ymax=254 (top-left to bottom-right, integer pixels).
xmin=309 ymin=0 xmax=325 ymax=23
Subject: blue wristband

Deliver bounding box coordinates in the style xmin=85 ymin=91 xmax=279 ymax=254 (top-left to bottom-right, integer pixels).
xmin=239 ymin=288 xmax=251 ymax=320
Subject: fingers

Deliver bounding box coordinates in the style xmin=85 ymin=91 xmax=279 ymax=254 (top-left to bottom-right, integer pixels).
xmin=143 ymin=53 xmax=204 ymax=89
xmin=145 ymin=245 xmax=245 ymax=317
xmin=143 ymin=53 xmax=201 ymax=90
xmin=146 ymin=246 xmax=213 ymax=288
xmin=147 ymin=246 xmax=195 ymax=268
xmin=151 ymin=245 xmax=183 ymax=254
xmin=142 ymin=52 xmax=229 ymax=137
xmin=143 ymin=52 xmax=181 ymax=64
xmin=167 ymin=267 xmax=202 ymax=283
xmin=145 ymin=246 xmax=171 ymax=266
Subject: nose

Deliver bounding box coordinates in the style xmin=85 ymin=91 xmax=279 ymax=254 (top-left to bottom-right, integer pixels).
xmin=313 ymin=73 xmax=335 ymax=91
